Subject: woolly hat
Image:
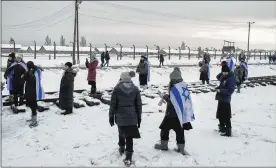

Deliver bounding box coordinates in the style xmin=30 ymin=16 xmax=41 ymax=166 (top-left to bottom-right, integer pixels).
xmin=170 ymin=68 xmax=182 ymax=80
xmin=221 ymin=61 xmax=230 ymax=72
xmin=141 ymin=55 xmax=147 ymax=60
xmin=27 ymin=61 xmax=35 ymax=69
xmin=9 ymin=52 xmax=15 ymax=59
xmin=120 ymin=72 xmax=132 ymax=82
xmin=16 ymin=53 xmax=23 ymax=59
xmin=129 ymin=71 xmax=136 ymax=78
xmin=65 ymin=62 xmax=73 ymax=68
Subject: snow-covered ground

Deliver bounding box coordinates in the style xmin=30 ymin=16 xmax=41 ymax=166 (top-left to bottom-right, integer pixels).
xmin=1 ymin=53 xmax=271 ymax=68
xmin=2 ymin=64 xmax=276 ymax=95
xmin=2 ymin=85 xmax=276 ymax=166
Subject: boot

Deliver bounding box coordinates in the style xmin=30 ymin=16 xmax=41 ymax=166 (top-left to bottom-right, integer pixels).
xmin=61 ymin=108 xmax=73 ymax=115
xmin=29 ymin=115 xmax=38 ymax=127
xmin=119 ymin=146 xmax=125 ymax=155
xmin=221 ymin=128 xmax=231 ymax=137
xmin=154 ymin=140 xmax=168 ymax=150
xmin=90 ymin=88 xmax=96 ymax=95
xmin=174 ymin=144 xmax=188 ymax=155
xmin=237 ymin=86 xmax=241 ymax=93
xmin=218 ymin=124 xmax=226 ymax=133
xmin=123 ymin=151 xmax=133 ymax=167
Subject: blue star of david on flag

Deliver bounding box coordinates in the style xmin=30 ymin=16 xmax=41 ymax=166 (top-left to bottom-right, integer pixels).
xmin=182 ymin=86 xmax=190 ymax=101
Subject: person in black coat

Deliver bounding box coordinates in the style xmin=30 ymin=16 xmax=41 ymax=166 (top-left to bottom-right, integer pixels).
xmin=215 ymin=61 xmax=236 ymax=137
xmin=159 ymin=54 xmax=164 ymax=66
xmin=101 ymin=52 xmax=105 ymax=67
xmin=7 ymin=52 xmax=15 ymax=69
xmin=59 ymin=62 xmax=77 ymax=115
xmin=104 ymin=51 xmax=110 ymax=67
xmin=4 ymin=54 xmax=27 ymax=107
xmin=24 ymin=61 xmax=44 ymax=127
xmin=109 ymin=72 xmax=142 ymax=166
xmin=154 ymin=67 xmax=192 ymax=155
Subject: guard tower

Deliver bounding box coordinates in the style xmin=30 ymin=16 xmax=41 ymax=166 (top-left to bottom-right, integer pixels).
xmin=222 ymin=40 xmax=235 ymax=59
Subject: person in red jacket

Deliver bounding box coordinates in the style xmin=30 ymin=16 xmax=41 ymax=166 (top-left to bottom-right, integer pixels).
xmin=86 ymin=55 xmax=99 ymax=95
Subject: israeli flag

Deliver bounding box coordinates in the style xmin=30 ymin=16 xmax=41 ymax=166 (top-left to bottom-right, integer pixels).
xmin=170 ymin=81 xmax=195 ymax=126
xmin=208 ymin=64 xmax=211 ymax=79
xmin=240 ymin=61 xmax=248 ymax=79
xmin=147 ymin=61 xmax=150 ymax=82
xmin=34 ymin=69 xmax=45 ymax=100
xmin=7 ymin=62 xmax=27 ymax=92
xmin=226 ymin=57 xmax=236 ymax=72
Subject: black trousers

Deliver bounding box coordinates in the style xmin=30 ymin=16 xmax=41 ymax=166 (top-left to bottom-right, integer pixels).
xmin=104 ymin=60 xmax=109 ymax=67
xmin=219 ymin=118 xmax=232 ymax=129
xmin=31 ymin=106 xmax=37 ymax=116
xmin=202 ymin=80 xmax=209 ymax=84
xmin=159 ymin=61 xmax=164 ymax=66
xmin=160 ymin=118 xmax=185 ymax=144
xmin=88 ymin=81 xmax=96 ymax=89
xmin=139 ymin=74 xmax=148 ymax=86
xmin=118 ymin=135 xmax=134 ymax=152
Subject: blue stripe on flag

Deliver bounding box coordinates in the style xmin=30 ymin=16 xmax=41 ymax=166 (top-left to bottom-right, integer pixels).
xmin=171 ymin=86 xmax=184 ymax=118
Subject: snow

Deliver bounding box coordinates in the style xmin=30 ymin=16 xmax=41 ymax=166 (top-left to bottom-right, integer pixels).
xmin=1 ymin=44 xmax=22 ymax=49
xmin=2 ymin=84 xmax=276 ymax=166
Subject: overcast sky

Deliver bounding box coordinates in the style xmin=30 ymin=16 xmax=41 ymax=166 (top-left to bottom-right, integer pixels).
xmin=2 ymin=1 xmax=276 ymax=50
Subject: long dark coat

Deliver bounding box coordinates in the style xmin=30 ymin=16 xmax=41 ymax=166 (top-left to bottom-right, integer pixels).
xmin=4 ymin=62 xmax=27 ymax=94
xmin=59 ymin=68 xmax=77 ymax=109
xmin=24 ymin=67 xmax=38 ymax=107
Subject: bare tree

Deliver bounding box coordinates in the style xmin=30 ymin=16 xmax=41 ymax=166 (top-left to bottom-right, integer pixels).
xmin=180 ymin=41 xmax=186 ymax=50
xmin=45 ymin=35 xmax=52 ymax=46
xmin=80 ymin=36 xmax=87 ymax=47
xmin=60 ymin=35 xmax=66 ymax=46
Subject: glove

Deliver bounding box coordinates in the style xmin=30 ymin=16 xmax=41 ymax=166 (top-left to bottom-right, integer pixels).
xmin=163 ymin=94 xmax=169 ymax=101
xmin=109 ymin=117 xmax=114 ymax=127
xmin=137 ymin=118 xmax=141 ymax=128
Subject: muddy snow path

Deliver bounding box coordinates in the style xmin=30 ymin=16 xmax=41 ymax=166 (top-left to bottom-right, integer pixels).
xmin=1 ymin=86 xmax=276 ymax=166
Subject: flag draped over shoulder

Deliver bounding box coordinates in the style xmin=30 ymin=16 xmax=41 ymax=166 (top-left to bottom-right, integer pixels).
xmin=240 ymin=61 xmax=248 ymax=79
xmin=208 ymin=64 xmax=211 ymax=79
xmin=146 ymin=61 xmax=150 ymax=82
xmin=170 ymin=81 xmax=195 ymax=126
xmin=226 ymin=57 xmax=236 ymax=72
xmin=7 ymin=62 xmax=27 ymax=91
xmin=34 ymin=69 xmax=45 ymax=100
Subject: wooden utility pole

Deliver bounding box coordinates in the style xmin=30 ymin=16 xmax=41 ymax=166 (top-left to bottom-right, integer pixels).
xmin=34 ymin=41 xmax=36 ymax=59
xmin=133 ymin=45 xmax=135 ymax=60
xmin=76 ymin=1 xmax=80 ymax=64
xmin=54 ymin=42 xmax=56 ymax=59
xmin=72 ymin=0 xmax=77 ymax=65
xmin=247 ymin=22 xmax=255 ymax=61
xmin=168 ymin=46 xmax=171 ymax=60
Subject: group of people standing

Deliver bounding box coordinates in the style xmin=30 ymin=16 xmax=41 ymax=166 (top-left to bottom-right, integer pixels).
xmin=100 ymin=51 xmax=110 ymax=67
xmin=3 ymin=51 xmax=248 ymax=166
xmin=4 ymin=52 xmax=44 ymax=127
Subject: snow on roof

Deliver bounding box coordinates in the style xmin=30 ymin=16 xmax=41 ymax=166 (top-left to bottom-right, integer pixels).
xmin=20 ymin=46 xmax=29 ymax=51
xmin=40 ymin=46 xmax=94 ymax=52
xmin=1 ymin=44 xmax=22 ymax=49
xmin=30 ymin=46 xmax=42 ymax=51
xmin=95 ymin=48 xmax=114 ymax=52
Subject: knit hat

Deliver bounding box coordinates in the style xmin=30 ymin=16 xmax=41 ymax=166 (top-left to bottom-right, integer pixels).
xmin=65 ymin=62 xmax=73 ymax=68
xmin=120 ymin=72 xmax=132 ymax=83
xmin=129 ymin=71 xmax=136 ymax=78
xmin=170 ymin=68 xmax=182 ymax=80
xmin=16 ymin=53 xmax=23 ymax=59
xmin=9 ymin=52 xmax=15 ymax=59
xmin=221 ymin=61 xmax=230 ymax=72
xmin=141 ymin=55 xmax=147 ymax=60
xmin=27 ymin=61 xmax=35 ymax=69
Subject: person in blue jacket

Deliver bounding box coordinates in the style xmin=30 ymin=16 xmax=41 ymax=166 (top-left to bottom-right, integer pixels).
xmin=215 ymin=61 xmax=236 ymax=137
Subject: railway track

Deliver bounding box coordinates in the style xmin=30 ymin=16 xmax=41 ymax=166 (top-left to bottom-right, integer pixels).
xmin=2 ymin=75 xmax=276 ymax=111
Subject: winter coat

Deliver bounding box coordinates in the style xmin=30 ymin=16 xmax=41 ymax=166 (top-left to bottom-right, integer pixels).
xmin=109 ymin=81 xmax=142 ymax=126
xmin=240 ymin=62 xmax=248 ymax=80
xmin=136 ymin=61 xmax=148 ymax=75
xmin=101 ymin=53 xmax=105 ymax=62
xmin=86 ymin=59 xmax=99 ymax=82
xmin=59 ymin=68 xmax=77 ymax=109
xmin=4 ymin=62 xmax=27 ymax=92
xmin=6 ymin=59 xmax=15 ymax=69
xmin=199 ymin=63 xmax=208 ymax=73
xmin=234 ymin=66 xmax=244 ymax=84
xmin=160 ymin=54 xmax=164 ymax=62
xmin=24 ymin=67 xmax=39 ymax=107
xmin=105 ymin=52 xmax=110 ymax=61
xmin=203 ymin=54 xmax=211 ymax=64
xmin=215 ymin=72 xmax=236 ymax=103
